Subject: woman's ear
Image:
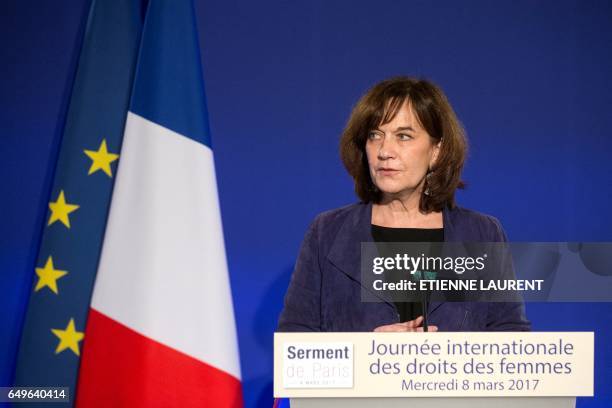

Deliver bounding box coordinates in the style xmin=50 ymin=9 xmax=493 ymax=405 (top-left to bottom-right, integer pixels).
xmin=430 ymin=139 xmax=442 ymax=169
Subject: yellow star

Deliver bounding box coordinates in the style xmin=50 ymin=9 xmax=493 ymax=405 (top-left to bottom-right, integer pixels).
xmin=84 ymin=139 xmax=119 ymax=177
xmin=51 ymin=318 xmax=84 ymax=356
xmin=34 ymin=256 xmax=68 ymax=294
xmin=48 ymin=190 xmax=79 ymax=228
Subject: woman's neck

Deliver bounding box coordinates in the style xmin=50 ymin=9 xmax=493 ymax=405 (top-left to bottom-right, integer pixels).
xmin=372 ymin=196 xmax=443 ymax=228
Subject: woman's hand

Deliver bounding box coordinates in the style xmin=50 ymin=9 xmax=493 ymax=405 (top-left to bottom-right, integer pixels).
xmin=373 ymin=316 xmax=438 ymax=332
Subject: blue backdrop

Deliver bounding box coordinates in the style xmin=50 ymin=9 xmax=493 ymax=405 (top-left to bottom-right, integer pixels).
xmin=1 ymin=0 xmax=611 ymax=407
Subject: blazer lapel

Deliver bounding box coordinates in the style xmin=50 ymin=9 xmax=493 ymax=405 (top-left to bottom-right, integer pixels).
xmin=326 ymin=202 xmax=396 ymax=307
xmin=428 ymin=205 xmax=459 ymax=315
xmin=325 ymin=202 xmax=462 ymax=318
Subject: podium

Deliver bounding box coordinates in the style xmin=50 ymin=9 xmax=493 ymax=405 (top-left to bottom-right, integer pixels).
xmin=275 ymin=332 xmax=592 ymax=406
xmin=291 ymin=397 xmax=575 ymax=408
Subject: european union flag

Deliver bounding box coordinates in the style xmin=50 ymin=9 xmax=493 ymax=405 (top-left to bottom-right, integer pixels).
xmin=13 ymin=0 xmax=146 ymax=403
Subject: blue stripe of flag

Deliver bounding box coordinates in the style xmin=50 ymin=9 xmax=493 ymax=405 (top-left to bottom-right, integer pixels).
xmin=130 ymin=0 xmax=212 ymax=148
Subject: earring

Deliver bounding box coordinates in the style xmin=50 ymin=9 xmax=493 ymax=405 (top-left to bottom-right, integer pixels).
xmin=424 ymin=172 xmax=432 ymax=196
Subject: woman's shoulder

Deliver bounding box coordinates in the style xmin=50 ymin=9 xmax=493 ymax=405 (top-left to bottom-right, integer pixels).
xmin=447 ymin=205 xmax=508 ymax=242
xmin=306 ymin=202 xmax=366 ymax=239
xmin=450 ymin=205 xmax=502 ymax=224
xmin=315 ymin=202 xmax=365 ymax=223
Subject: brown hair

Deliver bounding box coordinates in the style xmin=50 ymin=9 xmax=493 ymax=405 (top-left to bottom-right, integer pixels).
xmin=339 ymin=76 xmax=467 ymax=212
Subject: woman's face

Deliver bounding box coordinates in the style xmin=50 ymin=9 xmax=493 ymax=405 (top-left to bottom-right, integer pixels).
xmin=365 ymin=101 xmax=439 ymax=199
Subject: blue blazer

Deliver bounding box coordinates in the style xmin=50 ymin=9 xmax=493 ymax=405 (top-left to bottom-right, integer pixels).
xmin=277 ymin=202 xmax=530 ymax=332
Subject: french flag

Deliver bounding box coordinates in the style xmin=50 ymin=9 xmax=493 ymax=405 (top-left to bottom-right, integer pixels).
xmin=76 ymin=1 xmax=243 ymax=406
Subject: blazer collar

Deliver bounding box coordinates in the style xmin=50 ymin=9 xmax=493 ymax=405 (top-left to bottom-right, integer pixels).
xmin=327 ymin=202 xmax=458 ymax=313
xmin=326 ymin=201 xmax=373 ymax=283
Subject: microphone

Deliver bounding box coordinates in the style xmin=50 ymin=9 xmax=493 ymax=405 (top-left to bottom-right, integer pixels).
xmin=422 ymin=291 xmax=429 ymax=332
xmin=421 ymin=270 xmax=435 ymax=332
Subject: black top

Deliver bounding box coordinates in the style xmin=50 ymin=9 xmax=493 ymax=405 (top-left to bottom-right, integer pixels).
xmin=371 ymin=225 xmax=444 ymax=323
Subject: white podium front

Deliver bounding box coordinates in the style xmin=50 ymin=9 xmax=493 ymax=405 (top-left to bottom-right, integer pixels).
xmin=275 ymin=332 xmax=593 ymax=405
xmin=291 ymin=396 xmax=575 ymax=408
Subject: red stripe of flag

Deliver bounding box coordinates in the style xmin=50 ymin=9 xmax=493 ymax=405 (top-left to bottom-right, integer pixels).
xmin=76 ymin=309 xmax=243 ymax=407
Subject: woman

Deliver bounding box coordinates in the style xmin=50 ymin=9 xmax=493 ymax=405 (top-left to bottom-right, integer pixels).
xmin=277 ymin=77 xmax=530 ymax=332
